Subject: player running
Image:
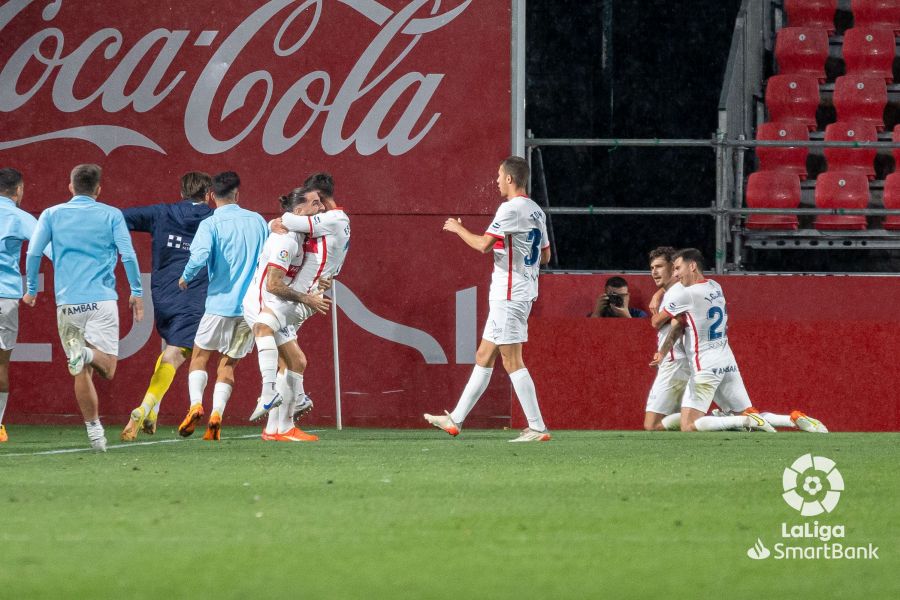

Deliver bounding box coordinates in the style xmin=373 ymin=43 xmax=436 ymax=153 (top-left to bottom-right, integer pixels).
xmin=243 ymin=185 xmax=333 ymax=441
xmin=0 ymin=168 xmax=52 ymax=442
xmin=255 ymin=173 xmax=351 ymax=440
xmin=24 ymin=164 xmax=144 ymax=451
xmin=652 ymin=248 xmax=827 ymax=433
xmin=424 ymin=156 xmax=552 ymax=442
xmin=120 ymin=172 xmax=214 ymax=441
xmin=177 ymin=172 xmax=267 ymax=441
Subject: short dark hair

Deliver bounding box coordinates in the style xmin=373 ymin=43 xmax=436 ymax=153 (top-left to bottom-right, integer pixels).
xmin=303 ymin=172 xmax=334 ymax=200
xmin=212 ymin=171 xmax=240 ymax=199
xmin=605 ymin=276 xmax=628 ymax=289
xmin=500 ymin=156 xmax=529 ymax=188
xmin=673 ymin=248 xmax=706 ymax=272
xmin=648 ymin=246 xmax=677 ymax=264
xmin=181 ymin=172 xmax=212 ymax=201
xmin=0 ymin=168 xmax=23 ymax=197
xmin=71 ymin=164 xmax=102 ymax=195
xmin=279 ymin=185 xmax=318 ymax=212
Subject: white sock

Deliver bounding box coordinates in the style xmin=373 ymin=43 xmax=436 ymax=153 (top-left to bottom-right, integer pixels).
xmin=661 ymin=413 xmax=681 ymax=430
xmin=694 ymin=415 xmax=747 ymax=431
xmin=509 ymin=368 xmax=546 ymax=432
xmin=760 ymin=412 xmax=796 ymax=428
xmin=83 ymin=347 xmax=94 ymax=367
xmin=450 ymin=365 xmax=493 ymax=424
xmin=265 ymin=371 xmax=288 ymax=435
xmin=212 ymin=382 xmax=232 ymax=417
xmin=279 ymin=371 xmax=304 ymax=433
xmin=188 ymin=370 xmax=208 ymax=406
xmin=0 ymin=391 xmax=8 ymax=424
xmin=255 ymin=336 xmax=278 ymax=396
xmin=85 ymin=419 xmax=105 ymax=441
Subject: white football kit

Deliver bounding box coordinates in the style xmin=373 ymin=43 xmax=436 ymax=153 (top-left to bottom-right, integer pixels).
xmin=661 ymin=279 xmax=752 ymax=414
xmin=645 ymin=283 xmax=691 ymax=415
xmin=243 ymin=231 xmax=306 ymax=345
xmin=275 ymin=209 xmax=352 ymax=340
xmin=483 ymin=196 xmax=549 ymax=344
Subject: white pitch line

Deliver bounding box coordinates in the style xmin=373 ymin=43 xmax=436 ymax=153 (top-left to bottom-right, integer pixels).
xmin=0 ymin=431 xmax=324 ymax=458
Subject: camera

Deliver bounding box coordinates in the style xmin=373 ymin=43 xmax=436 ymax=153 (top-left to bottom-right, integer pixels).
xmin=607 ymin=293 xmax=624 ymax=308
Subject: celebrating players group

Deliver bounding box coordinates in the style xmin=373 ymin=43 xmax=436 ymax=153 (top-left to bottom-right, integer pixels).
xmin=0 ymin=156 xmax=826 ymax=451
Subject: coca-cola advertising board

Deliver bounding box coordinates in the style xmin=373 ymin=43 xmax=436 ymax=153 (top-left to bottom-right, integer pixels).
xmin=1 ymin=0 xmax=515 ymax=428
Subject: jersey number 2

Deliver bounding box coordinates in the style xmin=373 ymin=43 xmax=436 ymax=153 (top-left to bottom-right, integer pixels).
xmin=708 ymin=306 xmax=725 ymax=340
xmin=524 ymin=228 xmax=542 ymax=266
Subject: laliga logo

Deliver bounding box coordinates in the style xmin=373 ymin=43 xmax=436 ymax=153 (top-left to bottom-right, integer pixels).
xmin=782 ymin=454 xmax=844 ymax=516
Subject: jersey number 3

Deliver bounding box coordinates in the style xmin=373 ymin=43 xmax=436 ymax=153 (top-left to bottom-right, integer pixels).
xmin=524 ymin=228 xmax=542 ymax=266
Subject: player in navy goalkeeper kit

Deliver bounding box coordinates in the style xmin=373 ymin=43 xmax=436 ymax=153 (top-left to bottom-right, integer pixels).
xmin=120 ymin=172 xmax=214 ymax=441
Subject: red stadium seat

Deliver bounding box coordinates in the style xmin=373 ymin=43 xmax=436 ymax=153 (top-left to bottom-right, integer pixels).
xmin=746 ymin=171 xmax=802 ymax=229
xmin=824 ymin=121 xmax=878 ymax=179
xmin=851 ymin=0 xmax=900 ymax=34
xmin=884 ymin=173 xmax=900 ymax=229
xmin=842 ymin=28 xmax=895 ymax=84
xmin=765 ymin=75 xmax=820 ymax=131
xmin=784 ymin=0 xmax=837 ymax=34
xmin=775 ymin=27 xmax=829 ymax=82
xmin=815 ymin=171 xmax=870 ymax=229
xmin=833 ymin=75 xmax=888 ymax=131
xmin=756 ymin=122 xmax=810 ymax=180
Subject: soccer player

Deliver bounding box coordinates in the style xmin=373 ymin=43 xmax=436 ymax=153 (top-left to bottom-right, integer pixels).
xmin=119 ymin=172 xmax=214 ymax=441
xmin=177 ymin=171 xmax=267 ymax=441
xmin=243 ymin=186 xmax=335 ymax=441
xmin=644 ymin=246 xmax=690 ymax=431
xmin=424 ymin=156 xmax=552 ymax=442
xmin=24 ymin=164 xmax=144 ymax=451
xmin=0 ymin=168 xmax=52 ymax=442
xmin=652 ymin=248 xmax=827 ymax=433
xmin=259 ymin=173 xmax=351 ymax=440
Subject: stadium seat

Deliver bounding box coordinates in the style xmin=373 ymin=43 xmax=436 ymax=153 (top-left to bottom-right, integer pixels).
xmin=884 ymin=173 xmax=900 ymax=229
xmin=850 ymin=0 xmax=900 ymax=34
xmin=756 ymin=121 xmax=810 ymax=180
xmin=824 ymin=121 xmax=878 ymax=179
xmin=784 ymin=0 xmax=837 ymax=34
xmin=814 ymin=171 xmax=870 ymax=229
xmin=833 ymin=75 xmax=888 ymax=131
xmin=745 ymin=171 xmax=801 ymax=230
xmin=765 ymin=75 xmax=820 ymax=131
xmin=775 ymin=27 xmax=829 ymax=82
xmin=842 ymin=28 xmax=895 ymax=84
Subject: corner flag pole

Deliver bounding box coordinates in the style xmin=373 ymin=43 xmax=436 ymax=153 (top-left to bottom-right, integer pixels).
xmin=331 ymin=282 xmax=342 ymax=430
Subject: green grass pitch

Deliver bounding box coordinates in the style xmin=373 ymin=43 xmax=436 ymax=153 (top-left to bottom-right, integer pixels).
xmin=1 ymin=427 xmax=898 ymax=599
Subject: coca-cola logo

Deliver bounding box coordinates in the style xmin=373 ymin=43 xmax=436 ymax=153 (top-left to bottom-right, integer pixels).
xmin=0 ymin=0 xmax=472 ymax=157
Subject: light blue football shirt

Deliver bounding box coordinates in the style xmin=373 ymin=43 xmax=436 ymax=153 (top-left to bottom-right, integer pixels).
xmin=181 ymin=203 xmax=267 ymax=317
xmin=25 ymin=196 xmax=142 ymax=305
xmin=0 ymin=195 xmax=49 ymax=299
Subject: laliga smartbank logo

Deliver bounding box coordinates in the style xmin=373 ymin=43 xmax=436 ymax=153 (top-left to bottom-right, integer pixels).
xmin=746 ymin=454 xmax=879 ymax=561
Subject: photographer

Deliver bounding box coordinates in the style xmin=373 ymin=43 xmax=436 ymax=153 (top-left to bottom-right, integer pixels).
xmin=589 ymin=276 xmax=647 ymax=318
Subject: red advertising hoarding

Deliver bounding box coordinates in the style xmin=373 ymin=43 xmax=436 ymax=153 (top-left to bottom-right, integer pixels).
xmin=1 ymin=0 xmax=515 ymax=428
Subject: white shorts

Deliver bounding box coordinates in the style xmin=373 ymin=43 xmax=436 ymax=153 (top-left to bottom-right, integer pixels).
xmin=194 ymin=314 xmax=254 ymax=358
xmin=0 ymin=298 xmax=19 ymax=350
xmin=244 ymin=302 xmax=316 ymax=346
xmin=57 ymin=300 xmax=119 ymax=356
xmin=682 ymin=366 xmax=752 ymax=415
xmin=483 ymin=299 xmax=532 ymax=345
xmin=645 ymin=357 xmax=691 ymax=415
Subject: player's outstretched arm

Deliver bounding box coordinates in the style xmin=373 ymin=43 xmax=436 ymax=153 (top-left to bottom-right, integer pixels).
xmin=180 ymin=219 xmax=212 ymax=286
xmin=443 ymin=218 xmax=494 ymax=253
